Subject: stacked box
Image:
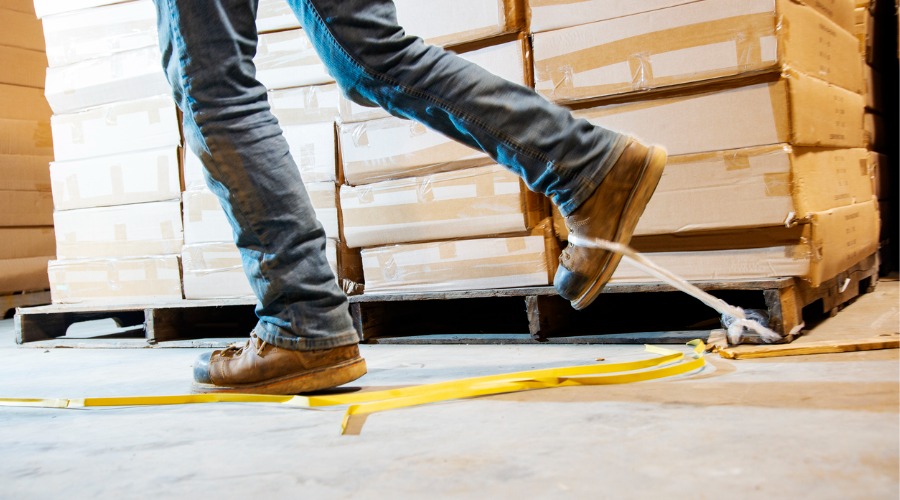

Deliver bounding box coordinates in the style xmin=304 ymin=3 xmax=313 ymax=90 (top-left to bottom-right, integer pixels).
xmin=853 ymin=0 xmax=897 ymax=271
xmin=334 ymin=16 xmax=556 ymax=292
xmin=38 ymin=0 xmax=186 ymax=304
xmin=531 ymin=0 xmax=880 ymax=287
xmin=0 ymin=0 xmax=54 ymax=295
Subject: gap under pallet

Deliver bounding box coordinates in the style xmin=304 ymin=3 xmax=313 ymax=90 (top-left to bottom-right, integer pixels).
xmin=12 ymin=254 xmax=879 ymax=348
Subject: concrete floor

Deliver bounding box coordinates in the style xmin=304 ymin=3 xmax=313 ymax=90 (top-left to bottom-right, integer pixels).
xmin=0 ymin=281 xmax=897 ymax=499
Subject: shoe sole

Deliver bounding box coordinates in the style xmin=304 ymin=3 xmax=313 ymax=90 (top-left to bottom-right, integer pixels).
xmin=571 ymin=146 xmax=667 ymax=310
xmin=191 ymin=356 xmax=368 ymax=395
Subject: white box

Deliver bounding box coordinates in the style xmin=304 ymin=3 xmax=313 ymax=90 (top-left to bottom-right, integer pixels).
xmin=40 ymin=0 xmax=158 ymax=67
xmin=44 ymin=45 xmax=170 ymax=114
xmin=257 ymin=0 xmax=298 ymax=33
xmin=50 ymin=94 xmax=181 ymax=161
xmin=340 ymin=164 xmax=540 ymax=248
xmin=395 ymin=0 xmax=514 ymax=47
xmin=254 ymin=29 xmax=333 ymax=91
xmin=53 ymin=200 xmax=184 ymax=259
xmin=48 ymin=255 xmax=183 ymax=304
xmin=362 ymin=235 xmax=550 ymax=293
xmin=269 ymin=83 xmax=342 ymax=125
xmin=182 ymin=184 xmax=339 ymax=244
xmin=527 ymin=0 xmax=696 ymax=33
xmin=282 ymin=121 xmax=337 ymax=183
xmin=50 ymin=147 xmax=182 ymax=211
xmin=339 ymin=117 xmax=490 ymax=185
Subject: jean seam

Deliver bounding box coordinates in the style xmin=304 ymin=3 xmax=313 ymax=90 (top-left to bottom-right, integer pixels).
xmin=302 ymin=0 xmax=559 ymax=169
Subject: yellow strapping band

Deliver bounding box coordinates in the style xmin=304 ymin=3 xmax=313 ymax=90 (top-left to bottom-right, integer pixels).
xmin=0 ymin=342 xmax=707 ymax=435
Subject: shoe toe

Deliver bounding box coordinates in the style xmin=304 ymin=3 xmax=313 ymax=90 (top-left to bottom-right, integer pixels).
xmin=554 ymin=262 xmax=588 ymax=302
xmin=193 ymin=351 xmax=214 ymax=384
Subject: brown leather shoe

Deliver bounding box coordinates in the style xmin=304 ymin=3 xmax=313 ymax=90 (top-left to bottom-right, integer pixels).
xmin=192 ymin=332 xmax=367 ymax=394
xmin=554 ymin=138 xmax=667 ymax=310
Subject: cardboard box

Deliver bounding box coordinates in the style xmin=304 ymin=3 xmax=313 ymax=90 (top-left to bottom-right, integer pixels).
xmin=533 ymin=0 xmax=863 ymax=104
xmin=256 ymin=0 xmax=519 ymax=47
xmin=40 ymin=0 xmax=157 ymax=67
xmin=609 ymin=245 xmax=812 ymax=282
xmin=0 ymin=45 xmax=47 ymax=88
xmin=0 ymin=227 xmax=56 ymax=259
xmin=50 ymin=94 xmax=181 ymax=162
xmin=339 ymin=38 xmax=530 ymax=123
xmin=47 ymin=255 xmax=183 ymax=304
xmin=869 ymin=151 xmax=888 ymax=200
xmin=44 ymin=45 xmax=170 ymax=114
xmin=53 ymin=200 xmax=184 ymax=259
xmin=33 ymin=0 xmax=131 ymax=18
xmin=181 ymin=239 xmax=344 ymax=299
xmin=50 ymin=147 xmax=182 ymax=211
xmin=0 ymin=83 xmax=51 ymax=120
xmin=0 ymin=7 xmax=46 ymax=51
xmin=0 ymin=154 xmax=52 ymax=191
xmin=255 ymin=29 xmax=333 ymax=91
xmin=0 ymin=255 xmax=52 ymax=294
xmin=573 ymin=72 xmax=865 ymax=156
xmin=0 ymin=118 xmax=53 ymax=156
xmin=528 ymin=0 xmax=696 ymax=33
xmin=341 ymin=164 xmax=544 ymax=248
xmin=339 ymin=117 xmax=491 ymax=185
xmin=181 ymin=242 xmax=253 ymax=300
xmin=281 ymin=121 xmax=338 ymax=183
xmin=394 ymin=0 xmax=520 ymax=47
xmin=182 ymin=184 xmax=339 ymax=244
xmin=0 ymin=190 xmax=53 ymax=226
xmin=269 ymin=83 xmax=342 ymax=125
xmin=807 ymin=198 xmax=879 ymax=286
xmin=257 ymin=0 xmax=298 ymax=33
xmin=634 ymin=145 xmax=874 ymax=236
xmin=361 ymin=233 xmax=553 ymax=293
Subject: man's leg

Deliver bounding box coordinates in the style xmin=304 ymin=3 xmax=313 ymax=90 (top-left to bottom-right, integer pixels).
xmin=153 ymin=0 xmax=365 ymax=393
xmin=288 ymin=0 xmax=666 ymax=309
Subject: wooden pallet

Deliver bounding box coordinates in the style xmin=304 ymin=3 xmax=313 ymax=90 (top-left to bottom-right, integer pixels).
xmin=13 ymin=254 xmax=880 ymax=348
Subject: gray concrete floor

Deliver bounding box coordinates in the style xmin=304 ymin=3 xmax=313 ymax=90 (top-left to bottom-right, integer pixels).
xmin=1 ymin=281 xmax=898 ymax=499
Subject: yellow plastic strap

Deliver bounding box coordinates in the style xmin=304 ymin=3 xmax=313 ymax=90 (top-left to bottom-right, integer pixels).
xmin=0 ymin=342 xmax=707 ymax=435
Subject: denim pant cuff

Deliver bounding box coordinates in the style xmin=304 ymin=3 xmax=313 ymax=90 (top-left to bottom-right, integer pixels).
xmin=555 ymin=134 xmax=630 ymax=217
xmin=254 ymin=322 xmax=360 ymax=351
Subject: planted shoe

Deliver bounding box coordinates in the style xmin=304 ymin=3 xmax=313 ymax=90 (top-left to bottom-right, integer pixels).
xmin=192 ymin=332 xmax=367 ymax=394
xmin=554 ymin=139 xmax=667 ymax=310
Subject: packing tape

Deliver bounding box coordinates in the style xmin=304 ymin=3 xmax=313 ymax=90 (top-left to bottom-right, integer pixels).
xmin=0 ymin=342 xmax=706 ymax=436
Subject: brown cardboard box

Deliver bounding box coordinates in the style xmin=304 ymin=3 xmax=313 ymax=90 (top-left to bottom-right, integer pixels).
xmin=340 ymin=164 xmax=544 ymax=248
xmin=0 ymin=118 xmax=53 ymax=156
xmin=864 ymin=111 xmax=887 ymax=152
xmin=633 ymin=145 xmax=873 ymax=236
xmin=33 ymin=0 xmax=128 ymax=18
xmin=869 ymin=151 xmax=889 ymax=200
xmin=0 ymin=7 xmax=45 ymax=51
xmin=0 ymin=255 xmax=52 ymax=293
xmin=0 ymin=227 xmax=55 ymax=259
xmin=361 ymin=229 xmax=554 ymax=293
xmin=50 ymin=94 xmax=181 ymax=162
xmin=0 ymin=154 xmax=52 ymax=191
xmin=573 ymin=72 xmax=865 ymax=156
xmin=807 ymin=198 xmax=879 ymax=286
xmin=0 ymin=190 xmax=53 ymax=226
xmin=40 ymin=0 xmax=157 ymax=67
xmin=47 ymin=255 xmax=183 ymax=304
xmin=50 ymin=147 xmax=182 ymax=211
xmin=533 ymin=0 xmax=863 ymax=104
xmin=53 ymin=200 xmax=184 ymax=259
xmin=0 ymin=46 xmax=47 ymax=88
xmin=0 ymin=83 xmax=51 ymax=120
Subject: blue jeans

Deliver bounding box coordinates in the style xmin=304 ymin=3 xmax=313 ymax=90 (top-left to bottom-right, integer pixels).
xmin=154 ymin=0 xmax=627 ymax=350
